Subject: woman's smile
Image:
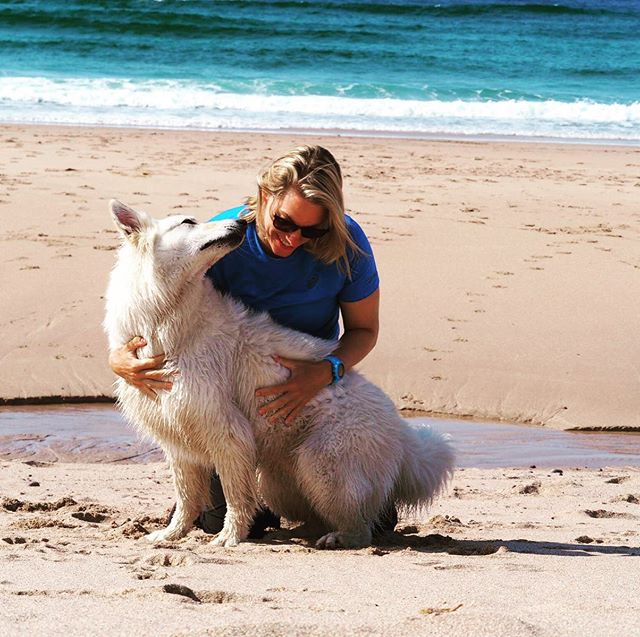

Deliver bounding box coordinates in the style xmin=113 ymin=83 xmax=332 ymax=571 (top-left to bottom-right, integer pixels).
xmin=262 ymin=189 xmax=325 ymax=258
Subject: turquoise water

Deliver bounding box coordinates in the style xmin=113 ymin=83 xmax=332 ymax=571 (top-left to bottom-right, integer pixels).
xmin=0 ymin=0 xmax=639 ymax=139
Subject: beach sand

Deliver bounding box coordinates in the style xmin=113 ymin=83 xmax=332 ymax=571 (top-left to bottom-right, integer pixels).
xmin=1 ymin=460 xmax=639 ymax=636
xmin=1 ymin=124 xmax=639 ymax=429
xmin=1 ymin=125 xmax=639 ymax=635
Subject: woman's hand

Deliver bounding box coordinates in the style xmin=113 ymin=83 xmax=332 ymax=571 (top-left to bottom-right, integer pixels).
xmin=109 ymin=336 xmax=174 ymax=400
xmin=255 ymin=356 xmax=332 ymax=425
xmin=256 ymin=290 xmax=380 ymax=426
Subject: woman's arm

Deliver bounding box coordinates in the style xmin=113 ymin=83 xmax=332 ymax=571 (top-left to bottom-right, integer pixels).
xmin=331 ymin=287 xmax=380 ymax=372
xmin=109 ymin=337 xmax=174 ymax=399
xmin=256 ymin=288 xmax=380 ymax=424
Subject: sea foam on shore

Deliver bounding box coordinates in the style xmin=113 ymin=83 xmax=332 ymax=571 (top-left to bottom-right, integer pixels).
xmin=1 ymin=0 xmax=638 ymax=142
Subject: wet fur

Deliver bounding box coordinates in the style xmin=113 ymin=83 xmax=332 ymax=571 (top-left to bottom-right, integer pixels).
xmin=104 ymin=200 xmax=454 ymax=548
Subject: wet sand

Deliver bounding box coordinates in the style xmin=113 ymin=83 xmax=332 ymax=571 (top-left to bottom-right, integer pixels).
xmin=1 ymin=124 xmax=639 ymax=429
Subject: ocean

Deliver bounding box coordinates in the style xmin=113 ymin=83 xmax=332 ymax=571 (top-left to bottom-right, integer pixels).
xmin=0 ymin=0 xmax=638 ymax=142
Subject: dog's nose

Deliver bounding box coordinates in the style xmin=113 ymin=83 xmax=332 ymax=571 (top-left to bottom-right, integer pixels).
xmin=236 ymin=218 xmax=247 ymax=227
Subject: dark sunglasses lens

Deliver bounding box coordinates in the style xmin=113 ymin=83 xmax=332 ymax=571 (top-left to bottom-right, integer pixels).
xmin=272 ymin=215 xmax=298 ymax=233
xmin=273 ymin=214 xmax=328 ymax=239
xmin=300 ymin=226 xmax=329 ymax=239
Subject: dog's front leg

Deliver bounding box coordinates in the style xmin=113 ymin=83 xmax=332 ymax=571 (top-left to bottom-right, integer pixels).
xmin=146 ymin=458 xmax=210 ymax=543
xmin=210 ymin=415 xmax=259 ymax=548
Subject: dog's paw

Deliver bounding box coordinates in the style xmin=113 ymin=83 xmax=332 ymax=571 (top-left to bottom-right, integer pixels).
xmin=315 ymin=530 xmax=371 ymax=550
xmin=210 ymin=527 xmax=242 ymax=547
xmin=210 ymin=533 xmax=240 ymax=548
xmin=315 ymin=531 xmax=344 ymax=550
xmin=145 ymin=527 xmax=184 ymax=543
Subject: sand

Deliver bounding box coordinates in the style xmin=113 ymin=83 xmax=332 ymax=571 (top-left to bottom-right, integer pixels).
xmin=1 ymin=125 xmax=639 ymax=635
xmin=1 ymin=460 xmax=639 ymax=636
xmin=1 ymin=124 xmax=639 ymax=429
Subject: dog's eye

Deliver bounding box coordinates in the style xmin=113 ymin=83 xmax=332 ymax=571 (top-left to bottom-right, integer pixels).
xmin=181 ymin=218 xmax=197 ymax=226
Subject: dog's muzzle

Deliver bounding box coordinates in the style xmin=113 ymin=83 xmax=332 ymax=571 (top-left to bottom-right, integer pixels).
xmin=200 ymin=219 xmax=247 ymax=252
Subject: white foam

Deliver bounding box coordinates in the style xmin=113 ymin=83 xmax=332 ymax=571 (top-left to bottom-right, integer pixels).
xmin=1 ymin=76 xmax=638 ymax=140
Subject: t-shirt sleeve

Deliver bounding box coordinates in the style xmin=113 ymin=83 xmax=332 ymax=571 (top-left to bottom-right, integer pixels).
xmin=208 ymin=204 xmax=248 ymax=222
xmin=338 ymin=217 xmax=380 ymax=303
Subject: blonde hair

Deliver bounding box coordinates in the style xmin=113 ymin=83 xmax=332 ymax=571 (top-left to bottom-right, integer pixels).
xmin=242 ymin=145 xmax=361 ymax=276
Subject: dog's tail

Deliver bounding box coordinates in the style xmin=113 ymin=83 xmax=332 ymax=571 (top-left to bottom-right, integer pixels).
xmin=393 ymin=424 xmax=455 ymax=513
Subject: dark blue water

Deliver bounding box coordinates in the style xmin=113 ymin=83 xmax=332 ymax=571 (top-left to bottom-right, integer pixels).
xmin=1 ymin=405 xmax=639 ymax=468
xmin=0 ymin=0 xmax=638 ymax=140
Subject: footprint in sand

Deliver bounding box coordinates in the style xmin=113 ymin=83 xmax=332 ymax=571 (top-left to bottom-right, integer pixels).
xmin=1 ymin=496 xmax=77 ymax=512
xmin=14 ymin=518 xmax=77 ymax=530
xmin=605 ymin=476 xmax=630 ymax=484
xmin=143 ymin=552 xmax=194 ymax=567
xmin=2 ymin=536 xmax=28 ymax=545
xmin=71 ymin=509 xmax=109 ymax=524
xmin=519 ymin=482 xmax=541 ymax=495
xmin=584 ymin=509 xmax=632 ymax=519
xmin=161 ymin=585 xmax=248 ymax=604
xmin=616 ymin=494 xmax=639 ymax=504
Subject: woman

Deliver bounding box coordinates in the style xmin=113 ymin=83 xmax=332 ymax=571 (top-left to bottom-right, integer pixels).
xmin=109 ymin=145 xmax=395 ymax=537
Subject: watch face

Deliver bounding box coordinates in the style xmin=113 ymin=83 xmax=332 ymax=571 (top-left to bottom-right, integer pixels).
xmin=337 ymin=362 xmax=345 ymax=378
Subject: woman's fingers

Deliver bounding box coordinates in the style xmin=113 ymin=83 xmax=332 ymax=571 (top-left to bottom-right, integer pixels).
xmin=260 ymin=392 xmax=308 ymax=425
xmin=125 ymin=336 xmax=146 ymax=351
xmin=123 ymin=338 xmax=167 ymax=371
xmin=131 ymin=377 xmax=172 ymax=396
xmin=268 ymin=402 xmax=296 ymax=424
xmin=284 ymin=403 xmax=305 ymax=425
xmin=134 ymin=382 xmax=158 ymax=400
xmin=133 ymin=353 xmax=166 ymax=371
xmin=142 ymin=377 xmax=173 ymax=390
xmin=110 ymin=338 xmax=175 ymax=399
xmin=137 ymin=367 xmax=175 ymax=381
xmin=255 ymin=381 xmax=290 ymax=398
xmin=259 ymin=394 xmax=290 ymax=417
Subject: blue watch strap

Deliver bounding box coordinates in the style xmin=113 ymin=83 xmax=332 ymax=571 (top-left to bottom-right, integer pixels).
xmin=323 ymin=355 xmax=345 ymax=385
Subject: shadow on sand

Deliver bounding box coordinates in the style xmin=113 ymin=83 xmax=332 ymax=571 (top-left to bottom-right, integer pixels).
xmin=260 ymin=525 xmax=640 ymax=558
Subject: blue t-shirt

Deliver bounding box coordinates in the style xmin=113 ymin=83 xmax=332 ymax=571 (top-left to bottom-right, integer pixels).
xmin=206 ymin=206 xmax=379 ymax=340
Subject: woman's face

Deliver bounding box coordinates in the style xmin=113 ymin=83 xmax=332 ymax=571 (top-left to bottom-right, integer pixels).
xmin=261 ymin=189 xmax=326 ymax=258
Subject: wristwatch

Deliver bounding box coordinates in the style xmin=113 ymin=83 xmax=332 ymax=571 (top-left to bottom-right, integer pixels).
xmin=323 ymin=355 xmax=345 ymax=385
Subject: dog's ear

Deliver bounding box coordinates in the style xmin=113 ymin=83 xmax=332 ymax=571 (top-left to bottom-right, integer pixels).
xmin=110 ymin=199 xmax=151 ymax=238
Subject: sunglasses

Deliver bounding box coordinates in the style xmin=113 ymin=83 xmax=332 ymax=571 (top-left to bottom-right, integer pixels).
xmin=272 ymin=213 xmax=329 ymax=239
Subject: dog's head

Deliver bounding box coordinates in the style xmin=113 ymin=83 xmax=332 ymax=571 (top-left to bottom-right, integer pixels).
xmin=109 ymin=200 xmax=246 ymax=280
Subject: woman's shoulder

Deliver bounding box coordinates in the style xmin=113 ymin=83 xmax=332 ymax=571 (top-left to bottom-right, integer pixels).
xmin=345 ymin=213 xmax=363 ymax=232
xmin=344 ymin=214 xmax=374 ymax=256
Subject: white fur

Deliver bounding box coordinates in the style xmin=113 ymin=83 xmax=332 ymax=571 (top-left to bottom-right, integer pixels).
xmin=104 ymin=200 xmax=455 ymax=549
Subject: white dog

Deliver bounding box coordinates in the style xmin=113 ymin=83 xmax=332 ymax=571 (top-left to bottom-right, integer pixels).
xmin=104 ymin=200 xmax=454 ymax=549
